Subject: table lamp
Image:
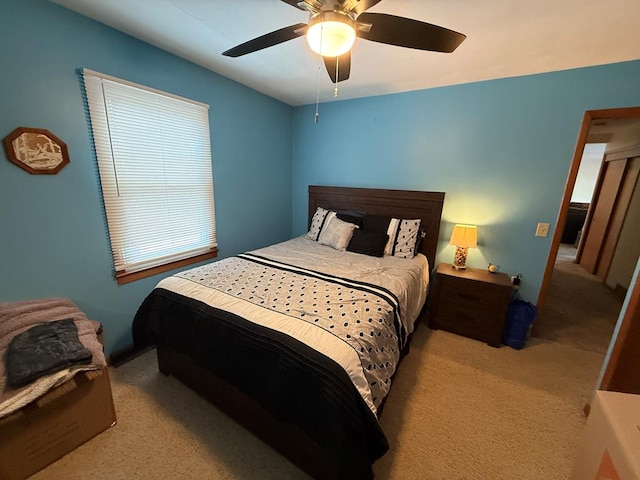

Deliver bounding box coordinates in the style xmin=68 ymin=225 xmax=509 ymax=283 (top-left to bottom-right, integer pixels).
xmin=450 ymin=224 xmax=477 ymax=270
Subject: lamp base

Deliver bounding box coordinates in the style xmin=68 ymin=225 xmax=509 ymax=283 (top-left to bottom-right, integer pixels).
xmin=452 ymin=246 xmax=469 ymax=270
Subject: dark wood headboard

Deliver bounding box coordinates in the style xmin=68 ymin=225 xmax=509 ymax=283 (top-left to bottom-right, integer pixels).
xmin=308 ymin=185 xmax=445 ymax=268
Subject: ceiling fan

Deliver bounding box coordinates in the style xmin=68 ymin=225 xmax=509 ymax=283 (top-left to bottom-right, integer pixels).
xmin=222 ymin=0 xmax=466 ymax=84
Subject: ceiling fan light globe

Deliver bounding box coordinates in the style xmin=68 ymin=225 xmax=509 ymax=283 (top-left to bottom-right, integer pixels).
xmin=306 ymin=19 xmax=356 ymax=57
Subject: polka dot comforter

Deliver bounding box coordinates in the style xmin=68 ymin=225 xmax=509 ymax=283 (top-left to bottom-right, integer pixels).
xmin=160 ymin=235 xmax=429 ymax=417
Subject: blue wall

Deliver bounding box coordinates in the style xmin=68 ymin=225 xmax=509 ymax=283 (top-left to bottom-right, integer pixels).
xmin=0 ymin=0 xmax=293 ymax=354
xmin=292 ymin=61 xmax=640 ymax=302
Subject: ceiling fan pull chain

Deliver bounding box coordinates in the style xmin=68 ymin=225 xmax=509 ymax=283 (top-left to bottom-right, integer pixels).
xmin=314 ymin=48 xmax=322 ymax=123
xmin=334 ymin=58 xmax=339 ymax=98
xmin=312 ymin=24 xmax=325 ymax=123
xmin=314 ymin=70 xmax=320 ymax=123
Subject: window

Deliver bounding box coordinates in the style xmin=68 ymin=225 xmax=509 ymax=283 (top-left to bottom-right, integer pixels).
xmin=82 ymin=69 xmax=217 ymax=285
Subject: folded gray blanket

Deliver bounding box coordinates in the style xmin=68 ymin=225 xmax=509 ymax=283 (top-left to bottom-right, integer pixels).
xmin=6 ymin=318 xmax=93 ymax=388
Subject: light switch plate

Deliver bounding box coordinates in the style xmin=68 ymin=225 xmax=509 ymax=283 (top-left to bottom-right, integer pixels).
xmin=536 ymin=222 xmax=550 ymax=237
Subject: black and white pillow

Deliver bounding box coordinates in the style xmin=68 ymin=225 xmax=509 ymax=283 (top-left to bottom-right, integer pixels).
xmin=306 ymin=207 xmax=336 ymax=241
xmin=385 ymin=218 xmax=422 ymax=258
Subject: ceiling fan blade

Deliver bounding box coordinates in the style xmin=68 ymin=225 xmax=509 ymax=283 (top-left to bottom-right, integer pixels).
xmin=324 ymin=52 xmax=351 ymax=83
xmin=280 ymin=0 xmax=322 ymax=12
xmin=222 ymin=23 xmax=307 ymax=57
xmin=280 ymin=0 xmax=307 ymax=10
xmin=357 ymin=13 xmax=466 ymax=53
xmin=346 ymin=0 xmax=383 ymax=15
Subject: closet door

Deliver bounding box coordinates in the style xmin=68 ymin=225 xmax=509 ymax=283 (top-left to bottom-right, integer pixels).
xmin=596 ymin=157 xmax=640 ymax=280
xmin=579 ymin=158 xmax=626 ymax=274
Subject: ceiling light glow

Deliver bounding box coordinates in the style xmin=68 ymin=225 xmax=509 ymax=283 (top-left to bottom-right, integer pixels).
xmin=306 ymin=12 xmax=356 ymax=57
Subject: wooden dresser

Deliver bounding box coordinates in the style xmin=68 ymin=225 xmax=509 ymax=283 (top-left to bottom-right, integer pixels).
xmin=429 ymin=263 xmax=512 ymax=347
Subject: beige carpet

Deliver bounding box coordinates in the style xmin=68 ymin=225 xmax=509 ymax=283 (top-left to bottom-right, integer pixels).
xmin=534 ymin=245 xmax=622 ymax=354
xmin=374 ymin=329 xmax=600 ymax=479
xmin=32 ymin=325 xmax=603 ymax=480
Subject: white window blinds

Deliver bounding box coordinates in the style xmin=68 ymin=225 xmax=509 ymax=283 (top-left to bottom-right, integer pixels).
xmin=82 ymin=69 xmax=216 ymax=276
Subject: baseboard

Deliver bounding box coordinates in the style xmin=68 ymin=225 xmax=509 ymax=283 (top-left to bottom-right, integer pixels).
xmin=109 ymin=343 xmax=154 ymax=367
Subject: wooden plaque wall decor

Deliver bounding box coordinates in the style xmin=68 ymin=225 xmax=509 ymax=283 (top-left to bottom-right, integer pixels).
xmin=3 ymin=127 xmax=70 ymax=174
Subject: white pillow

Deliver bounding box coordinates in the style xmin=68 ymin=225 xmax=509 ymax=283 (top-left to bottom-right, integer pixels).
xmin=318 ymin=216 xmax=358 ymax=251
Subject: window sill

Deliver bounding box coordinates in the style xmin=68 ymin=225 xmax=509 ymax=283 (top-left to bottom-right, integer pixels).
xmin=115 ymin=248 xmax=218 ymax=286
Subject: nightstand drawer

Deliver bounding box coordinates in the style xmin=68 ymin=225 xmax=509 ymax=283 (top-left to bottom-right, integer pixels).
xmin=434 ymin=303 xmax=502 ymax=341
xmin=438 ymin=276 xmax=506 ymax=310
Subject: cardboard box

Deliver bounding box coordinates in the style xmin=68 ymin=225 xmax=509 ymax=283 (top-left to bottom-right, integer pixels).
xmin=0 ymin=367 xmax=116 ymax=480
xmin=570 ymin=390 xmax=640 ymax=480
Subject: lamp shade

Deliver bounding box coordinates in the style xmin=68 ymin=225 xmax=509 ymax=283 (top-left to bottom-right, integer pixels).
xmin=306 ymin=12 xmax=356 ymax=57
xmin=450 ymin=224 xmax=478 ymax=248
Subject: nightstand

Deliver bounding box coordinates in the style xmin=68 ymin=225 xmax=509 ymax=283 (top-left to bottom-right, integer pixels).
xmin=429 ymin=263 xmax=512 ymax=347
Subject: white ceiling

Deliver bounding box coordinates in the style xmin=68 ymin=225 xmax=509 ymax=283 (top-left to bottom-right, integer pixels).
xmin=52 ymin=0 xmax=640 ymax=106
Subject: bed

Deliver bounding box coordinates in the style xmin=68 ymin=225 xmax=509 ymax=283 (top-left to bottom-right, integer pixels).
xmin=132 ymin=185 xmax=445 ymax=479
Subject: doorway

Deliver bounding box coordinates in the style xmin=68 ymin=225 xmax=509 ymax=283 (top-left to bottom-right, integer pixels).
xmin=538 ymin=106 xmax=640 ymax=393
xmin=539 ymin=107 xmax=640 ymax=307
